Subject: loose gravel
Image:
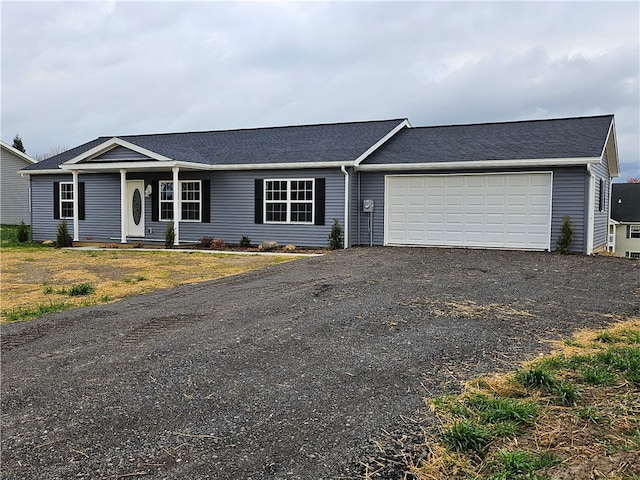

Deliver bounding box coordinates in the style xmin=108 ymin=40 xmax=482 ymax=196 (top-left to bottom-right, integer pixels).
xmin=1 ymin=247 xmax=638 ymax=480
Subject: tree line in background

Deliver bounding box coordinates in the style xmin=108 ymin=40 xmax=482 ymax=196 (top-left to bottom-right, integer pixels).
xmin=12 ymin=134 xmax=67 ymax=161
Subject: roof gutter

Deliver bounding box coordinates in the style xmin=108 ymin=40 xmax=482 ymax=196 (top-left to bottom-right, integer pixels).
xmin=355 ymin=157 xmax=601 ymax=172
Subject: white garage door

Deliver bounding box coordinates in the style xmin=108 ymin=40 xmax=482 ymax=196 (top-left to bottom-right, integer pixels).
xmin=385 ymin=173 xmax=552 ymax=250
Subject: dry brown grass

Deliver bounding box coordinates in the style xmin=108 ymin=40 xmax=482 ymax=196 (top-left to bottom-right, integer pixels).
xmin=1 ymin=248 xmax=303 ymax=322
xmin=356 ymin=318 xmax=640 ymax=480
xmin=416 ymin=318 xmax=640 ymax=480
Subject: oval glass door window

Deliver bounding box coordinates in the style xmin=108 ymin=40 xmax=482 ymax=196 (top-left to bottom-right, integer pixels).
xmin=132 ymin=189 xmax=142 ymax=225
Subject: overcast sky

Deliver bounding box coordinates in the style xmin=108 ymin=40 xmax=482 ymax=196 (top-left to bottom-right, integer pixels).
xmin=2 ymin=1 xmax=639 ymax=180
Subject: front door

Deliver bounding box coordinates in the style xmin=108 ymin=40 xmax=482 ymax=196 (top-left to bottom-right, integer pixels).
xmin=127 ymin=180 xmax=145 ymax=237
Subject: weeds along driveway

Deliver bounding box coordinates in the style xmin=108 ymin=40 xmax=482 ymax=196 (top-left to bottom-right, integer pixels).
xmin=2 ymin=248 xmax=639 ymax=480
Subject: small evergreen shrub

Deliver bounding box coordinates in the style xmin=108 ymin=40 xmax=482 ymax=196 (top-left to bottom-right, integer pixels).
xmin=17 ymin=221 xmax=29 ymax=243
xmin=239 ymin=236 xmax=251 ymax=248
xmin=556 ymin=215 xmax=573 ymax=253
xmin=164 ymin=221 xmax=175 ymax=248
xmin=328 ymin=218 xmax=343 ymax=250
xmin=56 ymin=220 xmax=73 ymax=248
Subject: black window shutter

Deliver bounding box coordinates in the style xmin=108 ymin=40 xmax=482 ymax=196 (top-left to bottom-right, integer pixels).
xmin=314 ymin=178 xmax=325 ymax=226
xmin=151 ymin=181 xmax=159 ymax=221
xmin=53 ymin=182 xmax=60 ymax=219
xmin=78 ymin=182 xmax=85 ymax=220
xmin=255 ymin=179 xmax=264 ymax=224
xmin=599 ymin=178 xmax=605 ymax=212
xmin=202 ymin=180 xmax=210 ymax=223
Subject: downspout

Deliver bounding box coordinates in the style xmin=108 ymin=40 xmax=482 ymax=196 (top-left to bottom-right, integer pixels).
xmin=72 ymin=170 xmax=79 ymax=242
xmin=608 ymin=175 xmax=614 ymax=251
xmin=586 ymin=165 xmax=595 ymax=255
xmin=357 ymin=170 xmax=361 ymax=246
xmin=341 ymin=166 xmax=349 ymax=249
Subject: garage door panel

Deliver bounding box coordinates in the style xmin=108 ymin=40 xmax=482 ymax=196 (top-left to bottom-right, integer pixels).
xmin=386 ymin=173 xmax=551 ymax=250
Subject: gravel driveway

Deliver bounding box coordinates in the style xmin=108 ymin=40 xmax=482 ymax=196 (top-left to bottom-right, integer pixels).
xmin=2 ymin=248 xmax=638 ymax=479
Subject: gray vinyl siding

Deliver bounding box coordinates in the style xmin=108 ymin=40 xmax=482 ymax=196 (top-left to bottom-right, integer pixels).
xmin=141 ymin=169 xmax=344 ymax=247
xmin=549 ymin=167 xmax=588 ymax=253
xmin=81 ymin=174 xmax=121 ymax=241
xmin=31 ymin=169 xmax=345 ymax=247
xmin=590 ymin=152 xmax=611 ymax=251
xmin=355 ymin=171 xmax=387 ymax=246
xmin=1 ymin=148 xmax=32 ymax=225
xmin=31 ymin=174 xmax=121 ymax=242
xmin=356 ymin=167 xmax=590 ymax=252
xmin=206 ymin=168 xmax=344 ymax=247
xmin=31 ymin=174 xmax=72 ymax=241
xmin=90 ymin=146 xmax=152 ymax=162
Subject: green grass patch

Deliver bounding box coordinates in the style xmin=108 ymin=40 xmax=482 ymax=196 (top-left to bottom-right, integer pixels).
xmin=4 ymin=302 xmax=72 ymax=322
xmin=123 ymin=275 xmax=147 ymax=284
xmin=440 ymin=419 xmax=492 ymax=453
xmin=0 ymin=224 xmax=46 ymax=250
xmin=393 ymin=320 xmax=640 ymax=480
xmin=486 ymin=449 xmax=560 ymax=479
xmin=67 ymin=283 xmax=96 ymax=296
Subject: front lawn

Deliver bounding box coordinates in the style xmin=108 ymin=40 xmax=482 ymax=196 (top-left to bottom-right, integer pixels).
xmin=1 ymin=224 xmax=302 ymax=322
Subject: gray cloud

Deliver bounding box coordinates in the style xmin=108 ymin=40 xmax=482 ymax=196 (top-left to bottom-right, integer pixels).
xmin=2 ymin=1 xmax=638 ymax=179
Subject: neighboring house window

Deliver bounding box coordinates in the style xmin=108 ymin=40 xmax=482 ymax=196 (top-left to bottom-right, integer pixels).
xmin=59 ymin=182 xmax=74 ymax=219
xmin=159 ymin=180 xmax=202 ymax=222
xmin=264 ymin=179 xmax=314 ymax=224
xmin=254 ymin=178 xmax=325 ymax=226
xmin=626 ymin=251 xmax=640 ymax=259
xmin=628 ymin=225 xmax=640 ymax=239
xmin=53 ymin=181 xmax=85 ymax=220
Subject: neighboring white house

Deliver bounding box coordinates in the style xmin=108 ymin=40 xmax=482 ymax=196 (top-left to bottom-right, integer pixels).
xmin=609 ymin=183 xmax=640 ymax=258
xmin=1 ymin=141 xmax=37 ymax=225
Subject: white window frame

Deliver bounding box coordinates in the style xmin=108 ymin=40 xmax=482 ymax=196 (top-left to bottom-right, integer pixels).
xmin=59 ymin=182 xmax=74 ymax=219
xmin=180 ymin=180 xmax=202 ymax=222
xmin=159 ymin=180 xmax=202 ymax=222
xmin=629 ymin=225 xmax=640 ymax=239
xmin=264 ymin=178 xmax=314 ymax=224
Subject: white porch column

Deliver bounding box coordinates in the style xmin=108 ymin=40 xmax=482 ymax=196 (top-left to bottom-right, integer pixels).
xmin=341 ymin=166 xmax=349 ymax=249
xmin=172 ymin=167 xmax=180 ymax=246
xmin=72 ymin=170 xmax=79 ymax=241
xmin=120 ymin=169 xmax=127 ymax=243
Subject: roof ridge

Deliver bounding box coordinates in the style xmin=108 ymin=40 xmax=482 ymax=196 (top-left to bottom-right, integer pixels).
xmin=105 ymin=118 xmax=408 ymax=140
xmin=408 ymin=114 xmax=614 ymax=130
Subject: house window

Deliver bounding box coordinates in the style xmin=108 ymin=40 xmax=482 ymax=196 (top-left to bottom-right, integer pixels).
xmin=265 ymin=179 xmax=314 ymax=224
xmin=626 ymin=251 xmax=640 ymax=259
xmin=181 ymin=181 xmax=201 ymax=221
xmin=159 ymin=181 xmax=174 ymax=221
xmin=628 ymin=225 xmax=640 ymax=239
xmin=599 ymin=178 xmax=605 ymax=212
xmin=59 ymin=182 xmax=74 ymax=219
xmin=159 ymin=180 xmax=201 ymax=222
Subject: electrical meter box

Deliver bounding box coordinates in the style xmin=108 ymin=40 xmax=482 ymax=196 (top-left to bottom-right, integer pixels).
xmin=363 ymin=199 xmax=374 ymax=212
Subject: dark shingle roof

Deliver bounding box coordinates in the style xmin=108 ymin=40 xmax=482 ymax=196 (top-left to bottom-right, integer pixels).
xmin=611 ymin=183 xmax=640 ymax=222
xmin=361 ymin=115 xmax=613 ymax=165
xmin=24 ymin=119 xmax=406 ymax=171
